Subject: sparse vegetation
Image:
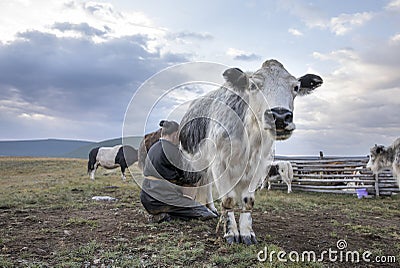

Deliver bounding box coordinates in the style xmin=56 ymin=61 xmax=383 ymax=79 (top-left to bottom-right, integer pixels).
xmin=0 ymin=157 xmax=399 ymax=267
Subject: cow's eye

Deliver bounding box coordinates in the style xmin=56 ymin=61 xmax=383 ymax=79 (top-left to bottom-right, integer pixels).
xmin=294 ymin=86 xmax=299 ymax=92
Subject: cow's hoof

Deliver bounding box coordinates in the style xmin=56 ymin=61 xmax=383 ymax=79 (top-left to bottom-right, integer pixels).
xmin=240 ymin=234 xmax=257 ymax=245
xmin=211 ymin=209 xmax=219 ymax=217
xmin=225 ymin=234 xmax=240 ymax=244
xmin=207 ymin=204 xmax=219 ymax=216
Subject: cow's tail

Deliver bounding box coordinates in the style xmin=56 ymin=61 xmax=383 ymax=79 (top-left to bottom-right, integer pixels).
xmin=87 ymin=147 xmax=100 ymax=174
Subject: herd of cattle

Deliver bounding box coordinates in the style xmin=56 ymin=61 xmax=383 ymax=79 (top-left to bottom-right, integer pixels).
xmin=86 ymin=59 xmax=399 ymax=245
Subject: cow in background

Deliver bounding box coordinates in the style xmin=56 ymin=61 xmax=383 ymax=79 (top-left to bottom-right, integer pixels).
xmin=88 ymin=145 xmax=138 ymax=180
xmin=367 ymin=137 xmax=400 ymax=188
xmin=261 ymin=161 xmax=294 ymax=193
xmin=137 ymin=128 xmax=162 ymax=170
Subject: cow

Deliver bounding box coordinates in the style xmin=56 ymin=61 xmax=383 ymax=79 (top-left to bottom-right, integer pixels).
xmin=178 ymin=59 xmax=323 ymax=245
xmin=137 ymin=128 xmax=162 ymax=170
xmin=261 ymin=161 xmax=294 ymax=193
xmin=88 ymin=145 xmax=138 ymax=180
xmin=366 ymin=137 xmax=400 ymax=188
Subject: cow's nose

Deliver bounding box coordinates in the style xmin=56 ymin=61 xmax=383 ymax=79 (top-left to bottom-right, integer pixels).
xmin=271 ymin=107 xmax=293 ymax=129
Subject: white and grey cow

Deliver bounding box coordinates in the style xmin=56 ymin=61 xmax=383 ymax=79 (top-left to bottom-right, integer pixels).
xmin=178 ymin=59 xmax=322 ymax=245
xmin=367 ymin=137 xmax=400 ymax=188
xmin=261 ymin=161 xmax=294 ymax=193
xmin=88 ymin=145 xmax=138 ymax=180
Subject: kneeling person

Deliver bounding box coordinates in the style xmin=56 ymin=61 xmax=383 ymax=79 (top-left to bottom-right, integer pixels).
xmin=140 ymin=120 xmax=217 ymax=223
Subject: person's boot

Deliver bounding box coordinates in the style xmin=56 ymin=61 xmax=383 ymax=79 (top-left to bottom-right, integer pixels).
xmin=148 ymin=213 xmax=171 ymax=223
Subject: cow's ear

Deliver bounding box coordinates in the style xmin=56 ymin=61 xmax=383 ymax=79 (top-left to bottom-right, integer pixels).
xmin=223 ymin=68 xmax=249 ymax=92
xmin=297 ymin=74 xmax=323 ymax=96
xmin=375 ymin=145 xmax=385 ymax=154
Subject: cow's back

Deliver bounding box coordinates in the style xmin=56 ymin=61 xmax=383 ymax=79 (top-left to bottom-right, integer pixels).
xmin=180 ymin=88 xmax=248 ymax=155
xmin=97 ymin=145 xmax=122 ymax=168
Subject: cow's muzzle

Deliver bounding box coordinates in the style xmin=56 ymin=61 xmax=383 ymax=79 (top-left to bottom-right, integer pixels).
xmin=264 ymin=107 xmax=295 ymax=140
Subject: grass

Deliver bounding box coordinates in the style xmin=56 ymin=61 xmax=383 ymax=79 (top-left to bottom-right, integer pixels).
xmin=0 ymin=157 xmax=142 ymax=210
xmin=0 ymin=157 xmax=399 ymax=267
xmin=65 ymin=217 xmax=99 ymax=229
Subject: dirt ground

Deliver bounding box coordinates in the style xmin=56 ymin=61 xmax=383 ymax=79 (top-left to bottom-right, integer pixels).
xmin=1 ymin=197 xmax=399 ymax=267
xmin=0 ymin=157 xmax=399 ymax=267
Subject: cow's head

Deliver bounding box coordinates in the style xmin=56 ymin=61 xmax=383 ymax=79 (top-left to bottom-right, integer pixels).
xmin=366 ymin=144 xmax=391 ymax=174
xmin=223 ymin=59 xmax=323 ymax=140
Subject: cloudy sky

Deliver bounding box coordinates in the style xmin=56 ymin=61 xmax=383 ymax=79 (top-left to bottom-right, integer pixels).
xmin=0 ymin=0 xmax=399 ymax=156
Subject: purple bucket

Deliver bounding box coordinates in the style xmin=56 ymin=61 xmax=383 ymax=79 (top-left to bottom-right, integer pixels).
xmin=356 ymin=188 xmax=368 ymax=199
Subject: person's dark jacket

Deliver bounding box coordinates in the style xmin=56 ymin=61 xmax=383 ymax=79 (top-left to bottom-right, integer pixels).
xmin=143 ymin=139 xmax=184 ymax=182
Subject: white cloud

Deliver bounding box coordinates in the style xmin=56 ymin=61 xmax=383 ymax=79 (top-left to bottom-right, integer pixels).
xmin=18 ymin=113 xmax=56 ymax=121
xmin=293 ymin=46 xmax=400 ymax=155
xmin=330 ymin=12 xmax=374 ymax=35
xmin=288 ymin=28 xmax=303 ymax=36
xmin=226 ymin=48 xmax=261 ymax=61
xmin=277 ymin=1 xmax=375 ymax=36
xmin=0 ymin=0 xmax=166 ymax=49
xmin=390 ymin=33 xmax=400 ymax=44
xmin=385 ymin=0 xmax=400 ymax=11
xmin=276 ymin=0 xmax=327 ymax=29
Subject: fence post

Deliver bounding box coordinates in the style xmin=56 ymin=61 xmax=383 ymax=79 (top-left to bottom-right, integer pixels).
xmin=374 ymin=173 xmax=380 ymax=197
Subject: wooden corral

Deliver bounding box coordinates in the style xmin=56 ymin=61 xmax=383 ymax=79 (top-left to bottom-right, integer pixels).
xmin=271 ymin=156 xmax=399 ymax=197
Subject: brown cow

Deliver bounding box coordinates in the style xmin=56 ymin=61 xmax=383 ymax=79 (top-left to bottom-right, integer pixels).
xmin=137 ymin=128 xmax=162 ymax=170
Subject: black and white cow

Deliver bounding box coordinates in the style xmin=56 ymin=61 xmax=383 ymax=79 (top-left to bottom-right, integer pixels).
xmin=367 ymin=137 xmax=400 ymax=188
xmin=261 ymin=161 xmax=294 ymax=193
xmin=179 ymin=59 xmax=322 ymax=245
xmin=88 ymin=145 xmax=138 ymax=180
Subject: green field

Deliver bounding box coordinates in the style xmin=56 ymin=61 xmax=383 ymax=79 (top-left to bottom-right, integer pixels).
xmin=0 ymin=157 xmax=399 ymax=267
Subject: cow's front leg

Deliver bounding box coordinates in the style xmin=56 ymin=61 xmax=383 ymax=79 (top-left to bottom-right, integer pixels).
xmin=90 ymin=163 xmax=99 ymax=180
xmin=221 ymin=196 xmax=239 ymax=244
xmin=239 ymin=196 xmax=257 ymax=245
xmin=120 ymin=165 xmax=127 ymax=181
xmin=90 ymin=170 xmax=96 ymax=180
xmin=207 ymin=202 xmax=218 ymax=216
xmin=206 ymin=185 xmax=218 ymax=215
xmin=393 ymin=154 xmax=400 ymax=189
xmin=287 ymin=182 xmax=292 ymax=193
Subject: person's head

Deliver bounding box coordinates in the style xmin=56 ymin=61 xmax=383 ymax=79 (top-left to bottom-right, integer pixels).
xmin=159 ymin=120 xmax=179 ymax=145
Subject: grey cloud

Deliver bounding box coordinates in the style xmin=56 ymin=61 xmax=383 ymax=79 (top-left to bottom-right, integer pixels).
xmin=233 ymin=53 xmax=261 ymax=61
xmin=361 ymin=44 xmax=400 ymax=73
xmin=0 ymin=29 xmax=190 ymax=139
xmin=275 ymin=42 xmax=400 ymax=156
xmin=63 ymin=1 xmax=78 ymax=10
xmin=82 ymin=1 xmax=119 ymax=17
xmin=297 ymin=88 xmax=400 ymax=155
xmin=168 ymin=31 xmax=214 ymax=41
xmin=160 ymin=52 xmax=193 ymax=64
xmin=52 ymin=22 xmax=108 ymax=36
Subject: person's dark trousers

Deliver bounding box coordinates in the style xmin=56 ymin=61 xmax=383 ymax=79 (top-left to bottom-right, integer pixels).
xmin=140 ymin=179 xmax=217 ymax=221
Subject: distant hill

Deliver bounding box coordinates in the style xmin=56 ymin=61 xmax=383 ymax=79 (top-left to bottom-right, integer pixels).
xmin=0 ymin=139 xmax=93 ymax=157
xmin=0 ymin=137 xmax=143 ymax=159
xmin=65 ymin=136 xmax=143 ymax=159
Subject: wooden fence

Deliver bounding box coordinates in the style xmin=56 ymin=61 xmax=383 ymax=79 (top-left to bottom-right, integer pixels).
xmin=271 ymin=156 xmax=399 ymax=197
